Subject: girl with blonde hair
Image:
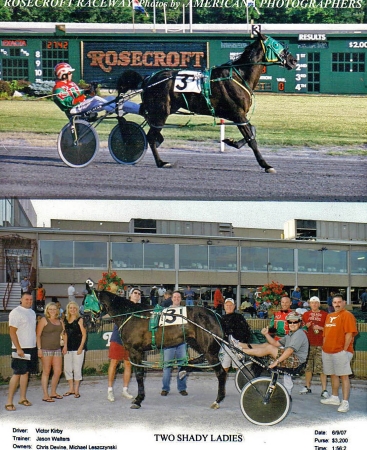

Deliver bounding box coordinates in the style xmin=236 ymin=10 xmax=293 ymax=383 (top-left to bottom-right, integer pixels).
xmin=62 ymin=301 xmax=87 ymax=398
xmin=36 ymin=302 xmax=64 ymax=402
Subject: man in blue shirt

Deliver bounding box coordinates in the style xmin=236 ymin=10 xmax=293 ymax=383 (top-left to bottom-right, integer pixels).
xmin=184 ymin=285 xmax=195 ymax=306
xmin=360 ymin=289 xmax=367 ymax=312
xmin=291 ymin=286 xmax=302 ymax=309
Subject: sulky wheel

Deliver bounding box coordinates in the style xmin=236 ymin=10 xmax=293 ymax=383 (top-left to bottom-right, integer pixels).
xmin=57 ymin=120 xmax=99 ymax=168
xmin=108 ymin=121 xmax=147 ymax=165
xmin=239 ymin=376 xmax=290 ymax=426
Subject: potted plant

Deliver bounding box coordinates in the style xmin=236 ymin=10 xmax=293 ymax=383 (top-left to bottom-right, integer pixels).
xmin=257 ymin=281 xmax=286 ymax=309
xmin=97 ymin=271 xmax=124 ymax=294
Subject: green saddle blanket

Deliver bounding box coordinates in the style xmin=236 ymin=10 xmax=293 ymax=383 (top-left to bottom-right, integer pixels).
xmin=149 ymin=304 xmax=163 ymax=332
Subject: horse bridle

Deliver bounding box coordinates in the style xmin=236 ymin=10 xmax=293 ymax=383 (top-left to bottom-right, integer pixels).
xmin=261 ymin=36 xmax=290 ymax=67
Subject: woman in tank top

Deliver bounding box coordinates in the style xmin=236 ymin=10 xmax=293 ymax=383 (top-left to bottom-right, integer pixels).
xmin=62 ymin=301 xmax=87 ymax=398
xmin=36 ymin=302 xmax=65 ymax=402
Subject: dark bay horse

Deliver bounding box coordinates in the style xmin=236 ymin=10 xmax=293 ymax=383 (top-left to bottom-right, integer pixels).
xmin=117 ymin=32 xmax=297 ymax=173
xmin=96 ymin=289 xmax=251 ymax=409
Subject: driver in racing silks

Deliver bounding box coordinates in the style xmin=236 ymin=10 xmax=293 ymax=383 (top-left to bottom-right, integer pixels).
xmin=52 ymin=62 xmax=141 ymax=118
xmin=219 ymin=298 xmax=252 ymax=373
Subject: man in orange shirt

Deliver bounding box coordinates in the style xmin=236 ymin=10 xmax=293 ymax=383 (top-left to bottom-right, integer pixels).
xmin=321 ymin=294 xmax=358 ymax=413
xmin=213 ymin=287 xmax=224 ymax=315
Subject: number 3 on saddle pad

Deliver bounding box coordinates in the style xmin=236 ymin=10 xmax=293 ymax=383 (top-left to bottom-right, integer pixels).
xmin=159 ymin=307 xmax=188 ymax=326
xmin=174 ymin=71 xmax=203 ymax=94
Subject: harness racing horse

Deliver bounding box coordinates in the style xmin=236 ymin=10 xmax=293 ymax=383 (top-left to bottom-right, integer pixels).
xmin=96 ymin=289 xmax=251 ymax=410
xmin=117 ymin=32 xmax=297 ymax=173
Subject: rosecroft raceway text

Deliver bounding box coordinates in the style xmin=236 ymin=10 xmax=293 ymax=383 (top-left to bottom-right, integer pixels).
xmin=2 ymin=0 xmax=363 ymax=7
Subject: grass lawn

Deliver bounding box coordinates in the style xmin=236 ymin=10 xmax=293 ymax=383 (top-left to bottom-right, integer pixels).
xmin=1 ymin=94 xmax=366 ymax=151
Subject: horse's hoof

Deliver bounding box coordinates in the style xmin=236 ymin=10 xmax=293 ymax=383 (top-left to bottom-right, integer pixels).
xmin=130 ymin=403 xmax=141 ymax=409
xmin=266 ymin=167 xmax=276 ymax=174
xmin=222 ymin=138 xmax=235 ymax=148
xmin=210 ymin=401 xmax=220 ymax=410
xmin=161 ymin=162 xmax=173 ymax=168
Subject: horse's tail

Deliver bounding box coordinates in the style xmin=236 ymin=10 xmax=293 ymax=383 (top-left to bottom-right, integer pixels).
xmin=117 ymin=69 xmax=144 ymax=94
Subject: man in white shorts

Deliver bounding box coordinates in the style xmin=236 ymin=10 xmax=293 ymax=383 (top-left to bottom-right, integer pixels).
xmin=5 ymin=293 xmax=37 ymax=411
xmin=321 ymin=294 xmax=358 ymax=413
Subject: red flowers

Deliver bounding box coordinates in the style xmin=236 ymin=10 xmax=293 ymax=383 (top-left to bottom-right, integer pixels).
xmin=98 ymin=272 xmax=124 ymax=291
xmin=257 ymin=281 xmax=286 ymax=307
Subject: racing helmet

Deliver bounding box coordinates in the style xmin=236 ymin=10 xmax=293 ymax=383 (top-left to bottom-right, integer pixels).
xmin=54 ymin=62 xmax=75 ymax=79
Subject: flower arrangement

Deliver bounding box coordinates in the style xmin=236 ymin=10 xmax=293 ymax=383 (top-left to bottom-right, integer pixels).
xmin=257 ymin=281 xmax=286 ymax=307
xmin=97 ymin=271 xmax=124 ymax=293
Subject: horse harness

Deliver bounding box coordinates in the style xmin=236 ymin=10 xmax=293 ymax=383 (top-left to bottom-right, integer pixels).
xmin=141 ymin=36 xmax=287 ymax=123
xmin=118 ymin=305 xmax=190 ymax=369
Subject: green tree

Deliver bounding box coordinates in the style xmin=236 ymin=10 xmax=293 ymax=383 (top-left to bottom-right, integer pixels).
xmin=2 ymin=1 xmax=366 ymax=23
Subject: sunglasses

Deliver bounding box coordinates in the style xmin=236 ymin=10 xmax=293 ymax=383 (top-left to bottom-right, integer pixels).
xmin=132 ymin=291 xmax=141 ymax=295
xmin=287 ymin=320 xmax=301 ymax=324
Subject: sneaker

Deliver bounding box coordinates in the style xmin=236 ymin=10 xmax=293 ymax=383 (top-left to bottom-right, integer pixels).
xmin=229 ymin=335 xmax=241 ymax=348
xmin=337 ymin=400 xmax=349 ymax=413
xmin=299 ymin=386 xmax=312 ymax=394
xmin=321 ymin=390 xmax=329 ymax=399
xmin=228 ymin=336 xmax=245 ymax=358
xmin=320 ymin=395 xmax=341 ymax=405
xmin=107 ymin=390 xmax=115 ymax=402
xmin=161 ymin=390 xmax=168 ymax=396
xmin=122 ymin=389 xmax=133 ymax=399
xmin=179 ymin=390 xmax=188 ymax=396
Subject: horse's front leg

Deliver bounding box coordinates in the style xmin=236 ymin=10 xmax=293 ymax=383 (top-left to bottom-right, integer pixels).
xmin=130 ymin=366 xmax=146 ymax=409
xmin=211 ymin=363 xmax=227 ymax=409
xmin=224 ymin=123 xmax=276 ymax=174
xmin=204 ymin=348 xmax=227 ymax=409
xmin=146 ymin=127 xmax=172 ymax=169
xmin=222 ymin=123 xmax=256 ymax=150
xmin=129 ymin=349 xmax=146 ymax=409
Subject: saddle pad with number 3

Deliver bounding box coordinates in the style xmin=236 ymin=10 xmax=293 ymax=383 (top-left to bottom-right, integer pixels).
xmin=174 ymin=71 xmax=203 ymax=94
xmin=159 ymin=307 xmax=188 ymax=327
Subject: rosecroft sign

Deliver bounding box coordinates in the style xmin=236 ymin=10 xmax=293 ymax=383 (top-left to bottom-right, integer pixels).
xmin=83 ymin=42 xmax=207 ymax=84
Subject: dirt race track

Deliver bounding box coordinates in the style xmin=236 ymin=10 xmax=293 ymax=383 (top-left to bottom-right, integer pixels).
xmin=0 ymin=374 xmax=366 ymax=450
xmin=1 ymin=140 xmax=366 ymax=201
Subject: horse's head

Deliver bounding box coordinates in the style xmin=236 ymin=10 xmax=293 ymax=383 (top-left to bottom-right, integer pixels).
xmin=83 ymin=279 xmax=105 ymax=317
xmin=257 ymin=32 xmax=297 ymax=70
xmin=80 ymin=283 xmax=106 ymax=332
xmin=96 ymin=288 xmax=144 ymax=321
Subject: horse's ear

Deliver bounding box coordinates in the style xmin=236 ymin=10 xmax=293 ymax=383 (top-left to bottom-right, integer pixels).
xmin=254 ymin=29 xmax=266 ymax=41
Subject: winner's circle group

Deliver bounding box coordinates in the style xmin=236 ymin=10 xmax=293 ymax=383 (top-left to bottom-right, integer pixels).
xmin=4 ymin=287 xmax=359 ymax=421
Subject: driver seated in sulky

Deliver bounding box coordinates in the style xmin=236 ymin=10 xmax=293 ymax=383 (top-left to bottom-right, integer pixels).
xmin=53 ymin=62 xmax=140 ymax=119
xmin=231 ymin=311 xmax=309 ymax=373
